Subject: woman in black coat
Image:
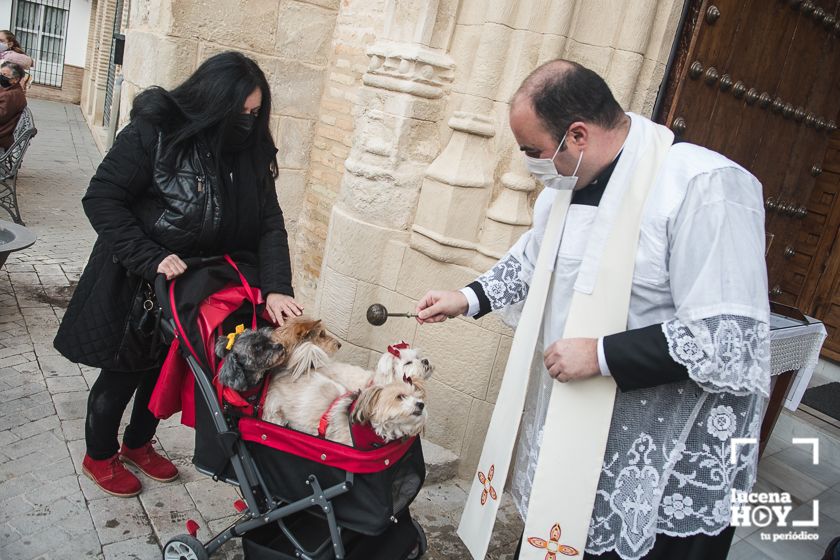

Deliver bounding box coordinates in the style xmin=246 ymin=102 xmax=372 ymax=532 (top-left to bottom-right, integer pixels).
xmin=54 ymin=52 xmax=302 ymax=497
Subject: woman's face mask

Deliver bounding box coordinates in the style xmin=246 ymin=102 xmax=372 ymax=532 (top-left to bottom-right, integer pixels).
xmin=523 ymin=130 xmax=584 ymax=191
xmin=225 ymin=113 xmax=256 ymax=148
xmin=0 ymin=43 xmax=8 ymax=53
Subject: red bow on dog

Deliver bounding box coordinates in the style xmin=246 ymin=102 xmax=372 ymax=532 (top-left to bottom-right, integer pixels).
xmin=387 ymin=341 xmax=410 ymax=358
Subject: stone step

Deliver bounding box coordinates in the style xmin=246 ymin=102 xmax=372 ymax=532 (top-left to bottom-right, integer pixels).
xmin=422 ymin=439 xmax=459 ymax=484
xmin=772 ymin=408 xmax=840 ymax=469
xmin=808 ymin=358 xmax=840 ymax=387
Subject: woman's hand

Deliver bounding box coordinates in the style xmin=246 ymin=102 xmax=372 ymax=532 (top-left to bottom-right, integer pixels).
xmin=266 ymin=293 xmax=304 ymax=325
xmin=157 ymin=254 xmax=187 ymax=280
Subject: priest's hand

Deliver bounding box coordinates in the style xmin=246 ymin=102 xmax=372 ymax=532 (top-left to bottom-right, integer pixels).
xmin=544 ymin=338 xmax=600 ymax=382
xmin=416 ymin=290 xmax=468 ymax=324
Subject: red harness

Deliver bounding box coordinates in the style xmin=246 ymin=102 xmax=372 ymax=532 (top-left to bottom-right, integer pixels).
xmin=317 ymin=390 xmax=357 ymax=438
xmin=315 ymin=341 xmax=409 ymax=441
xmin=317 ymin=389 xmax=389 ymax=450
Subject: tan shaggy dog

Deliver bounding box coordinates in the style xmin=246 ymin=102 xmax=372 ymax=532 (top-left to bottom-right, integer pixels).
xmin=263 ymin=348 xmax=427 ymax=445
xmin=262 ymin=316 xmax=346 ymax=429
xmin=321 ymin=378 xmax=427 ymax=445
xmin=261 ymin=317 xmax=431 ymax=444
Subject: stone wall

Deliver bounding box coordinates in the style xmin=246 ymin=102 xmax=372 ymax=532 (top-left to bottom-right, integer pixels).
xmin=290 ymin=0 xmax=387 ymax=302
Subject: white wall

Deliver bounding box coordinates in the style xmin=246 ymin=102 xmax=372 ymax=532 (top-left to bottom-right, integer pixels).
xmin=0 ymin=0 xmax=92 ymax=68
xmin=66 ymin=0 xmax=91 ymax=67
xmin=0 ymin=1 xmax=11 ymax=29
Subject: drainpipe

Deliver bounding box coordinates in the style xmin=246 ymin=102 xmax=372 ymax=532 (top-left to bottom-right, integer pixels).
xmin=106 ymin=73 xmax=123 ymax=150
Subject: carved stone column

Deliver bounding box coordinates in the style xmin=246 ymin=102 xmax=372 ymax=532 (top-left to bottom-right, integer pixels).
xmin=474 ymin=157 xmax=536 ymax=269
xmin=336 ymin=42 xmax=455 ymax=230
xmin=409 ymin=4 xmax=521 ymax=265
xmin=314 ymin=0 xmax=456 ymax=354
xmin=472 ymin=0 xmax=575 ymax=270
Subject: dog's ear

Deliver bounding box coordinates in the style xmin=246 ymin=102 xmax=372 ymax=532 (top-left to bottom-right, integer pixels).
xmin=352 ymin=387 xmax=381 ymax=424
xmin=283 ymin=317 xmax=319 ymax=342
xmin=215 ymin=335 xmax=231 ymax=358
xmin=301 ymin=319 xmax=323 ymax=340
xmin=410 ymin=378 xmax=427 ymax=398
xmin=218 ymin=354 xmax=248 ymax=391
xmin=376 ymin=351 xmax=396 ymax=380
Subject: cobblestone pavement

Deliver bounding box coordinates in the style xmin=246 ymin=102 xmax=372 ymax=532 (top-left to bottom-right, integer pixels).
xmin=0 ymin=100 xmax=522 ymax=560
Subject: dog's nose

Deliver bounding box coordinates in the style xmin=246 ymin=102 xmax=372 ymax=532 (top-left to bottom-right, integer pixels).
xmin=421 ymin=359 xmax=429 ymax=367
xmin=416 ymin=402 xmax=425 ymax=412
xmin=337 ymin=342 xmax=342 ymax=349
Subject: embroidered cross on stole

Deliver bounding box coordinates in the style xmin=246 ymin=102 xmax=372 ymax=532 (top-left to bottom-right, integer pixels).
xmin=457 ymin=118 xmax=674 ymax=559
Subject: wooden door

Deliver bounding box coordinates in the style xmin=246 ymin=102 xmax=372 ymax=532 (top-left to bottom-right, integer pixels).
xmin=807 ymin=137 xmax=840 ymax=359
xmin=658 ymin=0 xmax=840 ymax=359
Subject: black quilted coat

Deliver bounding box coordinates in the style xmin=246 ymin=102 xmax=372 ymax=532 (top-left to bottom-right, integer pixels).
xmin=53 ymin=118 xmax=293 ymax=372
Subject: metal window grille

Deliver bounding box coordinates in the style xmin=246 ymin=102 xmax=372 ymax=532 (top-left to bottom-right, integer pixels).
xmin=103 ymin=0 xmax=125 ymax=127
xmin=10 ymin=0 xmax=70 ymax=88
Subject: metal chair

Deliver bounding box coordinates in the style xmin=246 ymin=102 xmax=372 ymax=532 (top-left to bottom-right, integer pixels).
xmin=0 ymin=106 xmax=37 ymax=225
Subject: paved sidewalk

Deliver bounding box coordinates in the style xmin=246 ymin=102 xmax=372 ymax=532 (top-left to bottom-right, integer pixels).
xmin=0 ymin=100 xmax=523 ymax=560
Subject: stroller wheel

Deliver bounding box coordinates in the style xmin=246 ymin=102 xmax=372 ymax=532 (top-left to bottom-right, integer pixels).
xmin=407 ymin=518 xmax=428 ymax=559
xmin=163 ymin=535 xmax=209 ymax=560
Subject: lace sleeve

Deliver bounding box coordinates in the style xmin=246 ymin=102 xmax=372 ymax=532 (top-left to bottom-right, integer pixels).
xmin=474 ymin=254 xmax=529 ymax=312
xmin=662 ymin=315 xmax=770 ymax=397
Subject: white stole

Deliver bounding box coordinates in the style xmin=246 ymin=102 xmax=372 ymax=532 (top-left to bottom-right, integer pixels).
xmin=457 ymin=115 xmax=674 ymax=559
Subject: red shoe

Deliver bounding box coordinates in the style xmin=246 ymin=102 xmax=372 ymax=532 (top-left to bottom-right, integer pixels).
xmin=119 ymin=440 xmax=179 ymax=482
xmin=82 ymin=453 xmax=142 ymax=497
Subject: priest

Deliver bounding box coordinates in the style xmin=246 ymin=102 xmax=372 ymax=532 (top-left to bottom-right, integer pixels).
xmin=416 ymin=60 xmax=770 ymax=560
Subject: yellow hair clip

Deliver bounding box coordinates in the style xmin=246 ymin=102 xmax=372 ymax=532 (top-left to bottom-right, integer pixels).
xmin=225 ymin=324 xmax=246 ymax=350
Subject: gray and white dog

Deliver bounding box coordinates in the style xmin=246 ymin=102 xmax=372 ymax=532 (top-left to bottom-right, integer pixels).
xmin=215 ymin=327 xmax=286 ymax=391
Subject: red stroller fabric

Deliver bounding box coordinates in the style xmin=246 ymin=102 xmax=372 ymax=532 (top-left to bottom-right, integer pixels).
xmin=148 ymin=256 xmax=418 ymax=472
xmin=147 ymin=256 xmax=426 ymax=538
xmin=149 ymin=284 xmax=265 ymax=427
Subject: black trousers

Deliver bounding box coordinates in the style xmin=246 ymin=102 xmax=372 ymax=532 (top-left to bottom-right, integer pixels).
xmin=513 ymin=526 xmax=735 ymax=560
xmin=85 ymin=367 xmax=161 ymax=460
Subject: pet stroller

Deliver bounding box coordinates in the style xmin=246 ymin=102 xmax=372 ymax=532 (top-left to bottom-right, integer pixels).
xmin=148 ymin=254 xmax=428 ymax=560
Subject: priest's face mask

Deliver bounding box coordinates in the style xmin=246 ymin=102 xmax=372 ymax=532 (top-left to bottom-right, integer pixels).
xmin=522 ymin=131 xmax=583 ymax=191
xmin=510 ymin=101 xmax=584 ymax=190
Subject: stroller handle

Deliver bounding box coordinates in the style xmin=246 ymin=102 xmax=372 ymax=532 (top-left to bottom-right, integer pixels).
xmin=153 ymin=253 xmax=260 ymax=341
xmin=153 ymin=255 xmax=230 ymax=304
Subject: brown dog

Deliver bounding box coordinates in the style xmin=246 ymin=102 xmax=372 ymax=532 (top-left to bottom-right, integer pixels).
xmin=262 ymin=317 xmax=343 ymax=427
xmin=262 ymin=317 xmax=429 ymax=445
xmin=270 ymin=316 xmax=341 ymax=360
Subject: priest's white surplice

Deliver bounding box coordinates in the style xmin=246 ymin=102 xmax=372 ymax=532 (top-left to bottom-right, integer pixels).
xmin=462 ymin=113 xmax=770 ymax=560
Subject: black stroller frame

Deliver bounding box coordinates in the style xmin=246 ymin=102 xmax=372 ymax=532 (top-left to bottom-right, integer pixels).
xmin=163 ymin=323 xmax=354 ymax=560
xmin=152 ymin=257 xmax=426 ymax=560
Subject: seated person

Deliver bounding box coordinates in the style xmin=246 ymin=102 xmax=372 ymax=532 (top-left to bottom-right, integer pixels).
xmin=0 ymin=32 xmax=33 ymax=92
xmin=0 ymin=61 xmax=26 ymax=151
xmin=0 ymin=31 xmax=33 ymax=71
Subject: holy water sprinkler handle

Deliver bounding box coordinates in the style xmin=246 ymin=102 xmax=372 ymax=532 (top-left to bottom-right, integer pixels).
xmin=366 ymin=303 xmax=419 ymax=326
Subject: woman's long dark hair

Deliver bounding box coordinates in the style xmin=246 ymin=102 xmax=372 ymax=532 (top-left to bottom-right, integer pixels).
xmin=130 ymin=51 xmax=278 ymax=178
